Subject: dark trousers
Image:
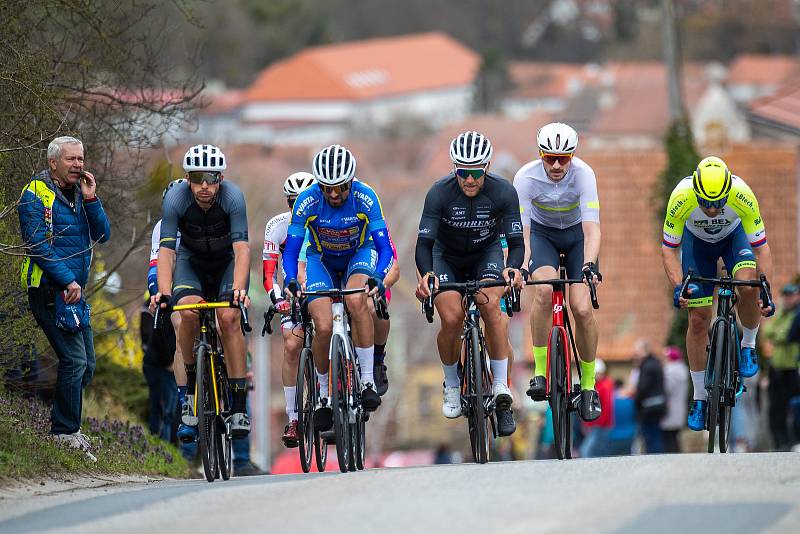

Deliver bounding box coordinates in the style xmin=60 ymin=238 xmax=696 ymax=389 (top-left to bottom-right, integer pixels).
xmin=143 ymin=363 xmax=177 ymax=442
xmin=768 ymin=369 xmax=800 ymax=449
xmin=662 ymin=429 xmax=681 ymax=453
xmin=28 ymin=286 xmax=96 ymax=435
xmin=640 ymin=419 xmax=664 ymax=454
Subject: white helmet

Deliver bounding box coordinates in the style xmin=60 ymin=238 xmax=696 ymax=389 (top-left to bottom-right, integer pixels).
xmin=183 ymin=144 xmax=227 ymax=172
xmin=537 ymin=122 xmax=578 ymax=154
xmin=283 ymin=172 xmax=316 ymax=197
xmin=312 ymin=144 xmax=356 ymax=186
xmin=449 ymin=131 xmax=493 ymax=166
xmin=162 ymin=178 xmax=187 ymax=199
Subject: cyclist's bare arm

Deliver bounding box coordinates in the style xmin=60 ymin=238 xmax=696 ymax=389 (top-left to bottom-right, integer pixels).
xmin=582 ymin=220 xmax=601 ymax=266
xmin=384 ymin=258 xmax=400 ymax=289
xmin=661 ymin=244 xmax=684 ymax=288
xmin=156 ymin=247 xmax=176 ymax=299
xmin=752 ymin=243 xmax=773 ymax=282
xmin=232 ymin=241 xmax=250 ymax=303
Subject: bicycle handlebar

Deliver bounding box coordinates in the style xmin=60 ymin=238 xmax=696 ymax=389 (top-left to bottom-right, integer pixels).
xmin=422 ymin=277 xmax=516 ymax=321
xmin=525 ymin=277 xmax=600 ymax=309
xmin=154 ymin=297 xmax=252 ymax=335
xmin=680 ymin=269 xmax=774 ymax=310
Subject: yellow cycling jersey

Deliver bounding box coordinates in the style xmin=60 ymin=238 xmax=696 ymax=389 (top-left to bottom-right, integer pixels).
xmin=662 ymin=176 xmax=766 ymax=248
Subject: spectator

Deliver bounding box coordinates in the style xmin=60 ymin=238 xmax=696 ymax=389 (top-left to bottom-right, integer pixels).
xmin=18 ymin=136 xmax=110 ymax=456
xmin=140 ymin=293 xmax=177 ymax=443
xmin=660 ymin=346 xmax=689 ymax=453
xmin=632 ymin=339 xmax=666 ymax=453
xmin=606 ymin=379 xmax=637 ymax=456
xmin=232 ymin=370 xmax=268 ymax=476
xmin=763 ymin=283 xmax=800 ymax=450
xmin=580 ymin=359 xmax=615 ymax=457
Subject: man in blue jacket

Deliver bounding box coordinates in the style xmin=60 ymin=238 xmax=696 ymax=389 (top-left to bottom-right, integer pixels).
xmin=18 ymin=136 xmax=110 ymax=454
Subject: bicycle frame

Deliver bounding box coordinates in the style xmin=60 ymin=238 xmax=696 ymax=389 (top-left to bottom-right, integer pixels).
xmin=327 ymin=299 xmax=361 ymax=420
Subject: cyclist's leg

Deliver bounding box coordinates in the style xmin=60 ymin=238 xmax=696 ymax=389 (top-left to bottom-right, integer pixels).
xmin=723 ymin=226 xmax=761 ymax=376
xmin=433 ymin=247 xmax=466 ymax=418
xmin=281 ymin=321 xmax=303 ymax=419
xmin=305 ymin=253 xmax=336 ymax=392
xmin=681 ymin=232 xmax=719 ymax=402
xmin=528 ymin=223 xmax=561 ymax=381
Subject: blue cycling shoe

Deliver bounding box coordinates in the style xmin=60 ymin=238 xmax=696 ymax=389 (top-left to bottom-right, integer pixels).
xmin=739 ymin=347 xmax=759 ymax=378
xmin=687 ymin=400 xmax=707 ymax=431
xmin=177 ymin=423 xmax=198 ymax=443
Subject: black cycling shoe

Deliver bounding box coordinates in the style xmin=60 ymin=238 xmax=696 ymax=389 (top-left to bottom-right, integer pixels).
xmin=374 ymin=363 xmax=389 ymax=396
xmin=313 ymin=403 xmax=333 ymax=431
xmin=361 ymin=383 xmax=381 ymax=412
xmin=526 ymin=375 xmax=547 ymax=401
xmin=234 ymin=461 xmax=268 ymax=477
xmin=579 ymin=389 xmax=602 ymax=422
xmin=496 ymin=408 xmax=517 ymax=437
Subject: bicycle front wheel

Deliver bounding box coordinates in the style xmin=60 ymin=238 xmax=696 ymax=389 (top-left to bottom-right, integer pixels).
xmin=549 ymin=328 xmax=571 ymax=460
xmin=197 ymin=345 xmax=218 ymax=482
xmin=467 ymin=327 xmax=489 ymax=464
xmin=707 ymin=321 xmax=726 ymax=453
xmin=297 ymin=347 xmax=315 ymax=473
xmin=331 ymin=336 xmax=352 ymax=473
xmin=216 ymin=361 xmax=232 ymax=480
xmin=717 ymin=322 xmax=737 ymax=453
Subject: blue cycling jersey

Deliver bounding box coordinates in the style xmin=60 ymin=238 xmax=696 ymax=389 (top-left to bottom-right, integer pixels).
xmin=283 ymin=181 xmax=393 ymax=283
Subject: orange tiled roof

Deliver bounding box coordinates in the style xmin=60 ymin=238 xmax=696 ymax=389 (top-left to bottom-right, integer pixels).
xmin=749 ymin=80 xmax=800 ymax=132
xmin=506 ymin=61 xmax=588 ymax=99
xmin=244 ymin=32 xmax=480 ymax=103
xmin=726 ymin=54 xmax=800 ymax=86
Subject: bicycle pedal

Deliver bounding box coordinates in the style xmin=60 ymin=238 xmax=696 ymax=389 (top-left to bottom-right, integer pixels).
xmin=735 ymin=383 xmax=747 ymax=398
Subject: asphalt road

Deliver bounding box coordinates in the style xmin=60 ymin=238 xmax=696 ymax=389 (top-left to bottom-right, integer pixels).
xmin=2 ymin=453 xmax=799 ymax=533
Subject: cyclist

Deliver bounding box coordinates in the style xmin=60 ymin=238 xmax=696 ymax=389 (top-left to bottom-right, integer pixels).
xmin=661 ymin=156 xmax=774 ymax=431
xmin=513 ymin=122 xmax=602 ymax=422
xmin=151 ymin=144 xmax=252 ymax=439
xmin=263 ymin=171 xmax=316 ymax=447
xmin=371 ymin=229 xmax=399 ymax=396
xmin=283 ymin=145 xmax=395 ymax=430
xmin=415 ymin=130 xmax=524 ymax=437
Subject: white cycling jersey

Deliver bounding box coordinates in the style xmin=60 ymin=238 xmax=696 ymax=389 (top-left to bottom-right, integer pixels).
xmin=262 ymin=211 xmax=309 ymax=304
xmin=513 ymin=156 xmax=600 ymax=229
xmin=149 ymin=219 xmax=181 ymax=265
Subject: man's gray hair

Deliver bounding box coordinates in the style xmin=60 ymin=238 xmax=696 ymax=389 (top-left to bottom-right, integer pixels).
xmin=47 ymin=136 xmax=83 ymax=160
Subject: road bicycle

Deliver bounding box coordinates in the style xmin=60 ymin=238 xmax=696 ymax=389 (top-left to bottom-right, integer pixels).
xmin=678 ymin=269 xmax=772 ymax=453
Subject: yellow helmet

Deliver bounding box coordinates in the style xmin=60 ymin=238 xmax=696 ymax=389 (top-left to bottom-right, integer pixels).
xmin=692 ymin=156 xmax=732 ymax=202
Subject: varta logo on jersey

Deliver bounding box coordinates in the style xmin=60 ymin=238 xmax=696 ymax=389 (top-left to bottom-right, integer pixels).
xmin=353 ymin=190 xmax=373 ymax=208
xmin=736 ymin=192 xmax=753 ymax=208
xmin=295 ymin=196 xmax=317 ymax=214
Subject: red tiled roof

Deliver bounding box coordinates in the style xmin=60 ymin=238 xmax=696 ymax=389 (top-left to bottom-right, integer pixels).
xmin=244 ymin=32 xmax=480 ymax=103
xmin=726 ymin=54 xmax=800 ymax=86
xmin=506 ymin=62 xmax=588 ymax=99
xmin=748 ymin=80 xmax=800 ymax=132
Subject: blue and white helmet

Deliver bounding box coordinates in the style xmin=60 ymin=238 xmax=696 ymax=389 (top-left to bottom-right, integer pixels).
xmin=449 ymin=131 xmax=493 ymax=166
xmin=312 ymin=145 xmax=356 ymax=186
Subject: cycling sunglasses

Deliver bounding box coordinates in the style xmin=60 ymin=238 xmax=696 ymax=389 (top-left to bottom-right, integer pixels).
xmin=540 ymin=152 xmax=573 ymax=166
xmin=320 ymin=182 xmax=351 ymax=195
xmin=455 ymin=167 xmax=486 ymax=180
xmin=187 ymin=171 xmax=222 ymax=185
xmin=696 ymin=195 xmax=727 ymax=209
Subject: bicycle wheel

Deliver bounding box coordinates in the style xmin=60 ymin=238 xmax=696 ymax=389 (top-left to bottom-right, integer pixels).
xmin=467 ymin=327 xmax=489 ymax=464
xmin=549 ymin=328 xmax=571 ymax=460
xmin=196 ymin=345 xmax=218 ymax=482
xmin=717 ymin=323 xmax=737 ymax=453
xmin=296 ymin=348 xmax=315 ymax=473
xmin=314 ymin=428 xmax=328 ymax=472
xmin=331 ymin=336 xmax=352 ymax=473
xmin=216 ymin=362 xmax=233 ymax=480
xmin=354 ymin=411 xmax=366 ymax=470
xmin=707 ymin=321 xmax=726 ymax=453
xmin=347 ymin=353 xmax=362 ymax=472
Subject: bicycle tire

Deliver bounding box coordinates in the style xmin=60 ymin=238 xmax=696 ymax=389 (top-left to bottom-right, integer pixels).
xmin=197 ymin=345 xmax=218 ymax=482
xmin=468 ymin=326 xmax=489 ymax=464
xmin=216 ymin=361 xmax=233 ymax=480
xmin=314 ymin=428 xmax=328 ymax=472
xmin=354 ymin=411 xmax=366 ymax=470
xmin=331 ymin=335 xmax=351 ymax=473
xmin=707 ymin=321 xmax=726 ymax=453
xmin=296 ymin=348 xmax=315 ymax=473
xmin=718 ymin=322 xmax=737 ymax=453
xmin=550 ymin=328 xmax=571 ymax=460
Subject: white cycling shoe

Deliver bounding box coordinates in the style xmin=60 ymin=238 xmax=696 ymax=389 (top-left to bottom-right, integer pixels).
xmin=492 ymin=382 xmax=513 ymax=410
xmin=442 ymin=386 xmax=461 ymax=418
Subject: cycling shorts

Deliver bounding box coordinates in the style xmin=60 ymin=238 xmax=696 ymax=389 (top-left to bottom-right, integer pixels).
xmin=433 ymin=240 xmax=504 ymax=289
xmin=172 ymin=252 xmax=249 ymax=304
xmin=304 ymin=245 xmax=377 ymax=302
xmin=681 ymin=224 xmax=756 ymax=307
xmin=529 ymin=221 xmax=584 ymax=280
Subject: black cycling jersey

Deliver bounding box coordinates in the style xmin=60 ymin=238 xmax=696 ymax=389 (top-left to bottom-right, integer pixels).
xmin=415 ymin=172 xmax=524 ymax=275
xmin=160 ymin=180 xmax=248 ymax=258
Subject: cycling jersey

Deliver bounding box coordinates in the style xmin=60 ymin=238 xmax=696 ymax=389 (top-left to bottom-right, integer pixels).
xmin=283 ymin=181 xmax=393 ymax=284
xmin=148 ymin=220 xmax=181 ymax=296
xmin=662 ymin=176 xmax=766 ymax=248
xmin=160 ymin=181 xmax=248 ymax=257
xmin=262 ymin=211 xmax=309 ymax=303
xmin=415 ymin=172 xmax=524 ymax=275
xmin=513 ymin=156 xmax=600 ymax=229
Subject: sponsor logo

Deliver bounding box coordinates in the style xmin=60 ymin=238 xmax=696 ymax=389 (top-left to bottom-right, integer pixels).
xmin=553 ymin=304 xmax=563 ymax=313
xmin=736 ymin=192 xmax=753 ymax=208
xmin=738 ymin=249 xmax=752 ymax=257
xmin=264 ymin=241 xmax=277 ymax=253
xmin=439 ymin=273 xmax=449 ymax=282
xmin=354 ymin=190 xmax=374 ymax=209
xmin=488 ymin=263 xmax=498 ymax=269
xmin=419 ymin=227 xmax=431 ymax=234
xmin=479 ymin=229 xmax=490 ymax=237
xmin=693 ymin=218 xmax=730 ymax=228
xmin=511 ymin=222 xmax=522 ymax=233
xmin=452 ymin=207 xmax=467 ymax=217
xmin=444 ymin=219 xmax=495 ymax=229
xmin=669 ymin=198 xmax=685 ymax=218
xmin=754 ymin=217 xmax=762 ymax=225
xmin=295 ymin=195 xmax=317 ymax=214
xmin=665 ymin=221 xmax=674 ymax=229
